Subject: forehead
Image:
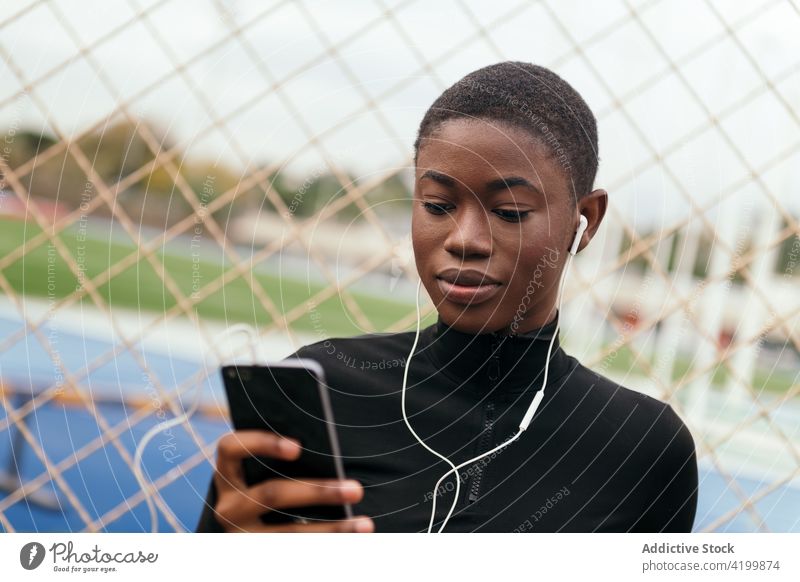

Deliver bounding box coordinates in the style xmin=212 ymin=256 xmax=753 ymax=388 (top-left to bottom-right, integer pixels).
xmin=415 ymin=118 xmax=566 ymax=189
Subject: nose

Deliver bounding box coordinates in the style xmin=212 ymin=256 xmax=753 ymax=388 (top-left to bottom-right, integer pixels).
xmin=442 ymin=204 xmax=492 ymax=259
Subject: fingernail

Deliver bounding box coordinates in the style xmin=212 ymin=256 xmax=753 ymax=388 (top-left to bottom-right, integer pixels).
xmin=279 ymin=438 xmax=300 ymax=453
xmin=339 ymin=480 xmax=361 ymax=494
xmin=353 ymin=518 xmax=373 ymax=533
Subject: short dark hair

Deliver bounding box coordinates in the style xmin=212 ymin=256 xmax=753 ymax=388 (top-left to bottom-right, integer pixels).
xmin=413 ymin=61 xmax=599 ymax=203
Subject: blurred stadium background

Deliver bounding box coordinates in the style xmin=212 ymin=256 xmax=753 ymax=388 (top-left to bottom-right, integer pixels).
xmin=0 ymin=0 xmax=798 ymax=532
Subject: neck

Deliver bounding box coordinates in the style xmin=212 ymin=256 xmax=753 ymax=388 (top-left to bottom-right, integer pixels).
xmin=420 ymin=309 xmax=570 ymax=395
xmin=498 ymin=305 xmax=559 ymax=338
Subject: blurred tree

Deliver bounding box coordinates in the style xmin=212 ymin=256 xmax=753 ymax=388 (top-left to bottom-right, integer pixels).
xmin=2 ymin=129 xmax=57 ymax=169
xmin=180 ymin=159 xmax=246 ymax=229
xmin=279 ymin=172 xmax=347 ymax=220
xmin=363 ymin=173 xmax=412 ymax=214
xmin=618 ymin=230 xmax=650 ymax=275
xmin=78 ymin=121 xmax=154 ymax=185
xmin=692 ymin=231 xmax=712 ymax=280
xmin=775 ymin=219 xmax=800 ymax=277
xmin=1 ymin=129 xmax=86 ymax=209
xmin=2 ymin=122 xmax=414 ymax=233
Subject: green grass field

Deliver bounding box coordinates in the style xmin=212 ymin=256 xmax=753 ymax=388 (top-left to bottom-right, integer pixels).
xmin=0 ymin=218 xmax=430 ymax=337
xmin=0 ymin=218 xmax=794 ymax=393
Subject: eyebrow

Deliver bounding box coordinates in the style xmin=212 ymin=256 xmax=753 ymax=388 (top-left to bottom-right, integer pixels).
xmin=486 ymin=176 xmax=543 ymax=197
xmin=420 ymin=170 xmax=543 ymax=197
xmin=419 ymin=170 xmax=457 ymax=188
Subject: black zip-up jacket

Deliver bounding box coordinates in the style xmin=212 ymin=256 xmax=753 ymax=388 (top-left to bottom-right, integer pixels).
xmin=196 ymin=312 xmax=698 ymax=532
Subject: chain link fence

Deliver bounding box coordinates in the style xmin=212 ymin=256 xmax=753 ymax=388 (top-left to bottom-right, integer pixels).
xmin=0 ymin=0 xmax=798 ymax=532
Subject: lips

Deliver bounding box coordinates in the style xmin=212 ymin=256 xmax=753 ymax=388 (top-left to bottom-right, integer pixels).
xmin=435 ymin=268 xmax=502 ymax=306
xmin=436 ymin=268 xmax=501 ymax=287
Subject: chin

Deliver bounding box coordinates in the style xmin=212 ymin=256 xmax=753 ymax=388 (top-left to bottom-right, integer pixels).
xmin=436 ymin=303 xmax=508 ymax=335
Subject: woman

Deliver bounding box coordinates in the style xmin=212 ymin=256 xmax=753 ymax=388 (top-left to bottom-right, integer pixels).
xmin=196 ymin=61 xmax=698 ymax=533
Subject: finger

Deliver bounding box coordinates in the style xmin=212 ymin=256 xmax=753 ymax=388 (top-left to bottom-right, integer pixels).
xmin=242 ymin=515 xmax=375 ymax=533
xmin=255 ymin=478 xmax=364 ymax=509
xmin=215 ymin=431 xmax=301 ymax=492
xmin=224 ymin=479 xmax=364 ymax=524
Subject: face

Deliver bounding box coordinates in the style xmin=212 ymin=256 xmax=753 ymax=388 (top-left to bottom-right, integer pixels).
xmin=412 ymin=117 xmax=605 ymax=335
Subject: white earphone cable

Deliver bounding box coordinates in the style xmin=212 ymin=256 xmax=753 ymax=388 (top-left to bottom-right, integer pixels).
xmin=402 ymin=248 xmax=576 ymax=533
xmin=133 ymin=219 xmax=582 ymax=533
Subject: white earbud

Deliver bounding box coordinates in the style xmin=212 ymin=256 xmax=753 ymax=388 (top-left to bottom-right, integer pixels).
xmin=569 ymin=214 xmax=589 ymax=256
xmin=402 ymin=212 xmax=588 ymax=533
xmin=518 ymin=214 xmax=586 ymax=431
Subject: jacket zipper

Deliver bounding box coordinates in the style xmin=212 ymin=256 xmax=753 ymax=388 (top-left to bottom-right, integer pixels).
xmin=468 ymin=401 xmax=495 ymax=502
xmin=468 ymin=334 xmax=502 ymax=503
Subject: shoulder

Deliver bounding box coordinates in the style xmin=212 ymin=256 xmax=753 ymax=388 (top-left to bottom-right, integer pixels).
xmin=561 ymin=363 xmax=702 ymax=531
xmin=561 ymin=358 xmax=695 ymax=455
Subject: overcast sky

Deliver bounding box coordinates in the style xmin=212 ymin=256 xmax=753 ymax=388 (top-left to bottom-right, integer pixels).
xmin=2 ymin=0 xmax=799 ymax=230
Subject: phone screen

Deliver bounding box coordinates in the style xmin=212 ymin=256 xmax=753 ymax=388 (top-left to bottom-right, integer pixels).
xmin=221 ymin=359 xmax=353 ymax=524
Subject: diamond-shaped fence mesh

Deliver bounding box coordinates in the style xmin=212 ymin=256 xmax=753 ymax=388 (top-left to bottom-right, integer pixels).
xmin=0 ymin=0 xmax=798 ymax=532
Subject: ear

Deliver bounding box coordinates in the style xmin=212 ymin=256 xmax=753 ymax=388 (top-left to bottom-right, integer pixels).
xmin=575 ymin=189 xmax=608 ymax=253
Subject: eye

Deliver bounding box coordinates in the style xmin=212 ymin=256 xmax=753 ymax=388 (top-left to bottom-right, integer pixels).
xmin=421 ymin=201 xmax=453 ymax=215
xmin=493 ymin=209 xmax=530 ymax=222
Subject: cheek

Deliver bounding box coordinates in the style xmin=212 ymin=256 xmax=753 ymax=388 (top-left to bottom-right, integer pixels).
xmin=501 ymin=231 xmax=564 ymax=295
xmin=411 ymin=208 xmax=437 ymax=266
xmin=411 ymin=204 xmax=445 ymax=238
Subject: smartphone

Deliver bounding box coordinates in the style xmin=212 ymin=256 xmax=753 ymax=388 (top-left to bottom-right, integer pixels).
xmin=221 ymin=358 xmax=353 ymax=524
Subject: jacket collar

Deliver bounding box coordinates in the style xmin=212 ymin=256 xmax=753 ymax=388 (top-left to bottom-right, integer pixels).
xmin=420 ymin=310 xmax=571 ymax=395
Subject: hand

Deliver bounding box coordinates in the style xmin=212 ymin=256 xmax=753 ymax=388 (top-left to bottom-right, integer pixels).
xmin=212 ymin=430 xmax=374 ymax=533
